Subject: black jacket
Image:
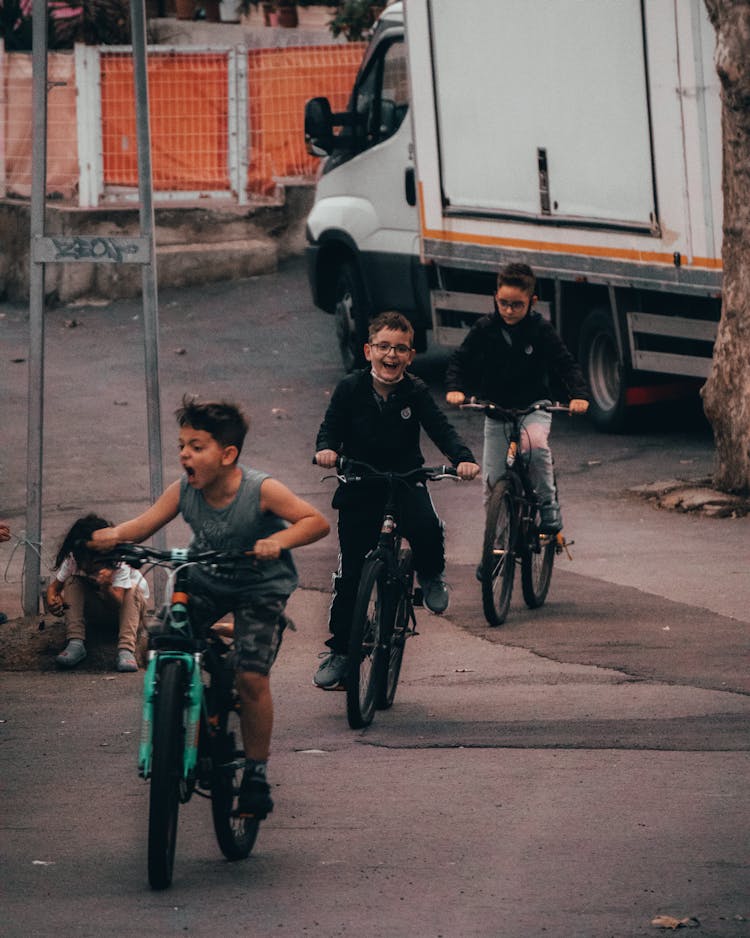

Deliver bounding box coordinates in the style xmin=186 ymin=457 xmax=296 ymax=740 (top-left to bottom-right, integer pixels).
xmin=316 ymin=369 xmax=476 ymax=475
xmin=445 ymin=306 xmax=590 ymax=410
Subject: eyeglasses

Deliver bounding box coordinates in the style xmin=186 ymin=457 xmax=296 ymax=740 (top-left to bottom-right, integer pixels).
xmin=496 ymin=299 xmax=528 ymax=313
xmin=369 ymin=341 xmax=412 ymax=355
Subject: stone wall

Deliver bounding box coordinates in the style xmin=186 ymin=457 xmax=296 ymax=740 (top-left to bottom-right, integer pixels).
xmin=0 ymin=182 xmax=314 ymax=304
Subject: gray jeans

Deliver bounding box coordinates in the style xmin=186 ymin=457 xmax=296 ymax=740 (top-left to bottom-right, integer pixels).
xmin=482 ymin=405 xmax=556 ymax=508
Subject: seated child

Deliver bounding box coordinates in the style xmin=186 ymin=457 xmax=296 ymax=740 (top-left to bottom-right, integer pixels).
xmin=47 ymin=513 xmax=149 ymax=672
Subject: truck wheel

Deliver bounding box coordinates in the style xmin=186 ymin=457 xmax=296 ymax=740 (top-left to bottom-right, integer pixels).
xmin=333 ymin=262 xmax=369 ymax=373
xmin=579 ymin=309 xmax=628 ymax=432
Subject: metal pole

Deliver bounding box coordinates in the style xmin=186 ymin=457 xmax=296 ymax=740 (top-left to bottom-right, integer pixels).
xmin=130 ymin=0 xmax=166 ymax=556
xmin=23 ymin=0 xmax=49 ymax=615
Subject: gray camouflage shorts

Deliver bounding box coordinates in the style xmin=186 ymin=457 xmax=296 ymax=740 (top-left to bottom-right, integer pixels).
xmin=189 ymin=592 xmax=289 ymax=675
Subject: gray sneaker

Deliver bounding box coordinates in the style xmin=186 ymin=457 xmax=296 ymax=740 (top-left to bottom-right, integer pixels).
xmin=419 ymin=575 xmax=450 ymax=614
xmin=116 ymin=649 xmax=138 ymax=672
xmin=313 ymin=652 xmax=348 ymax=689
xmin=55 ymin=639 xmax=87 ymax=669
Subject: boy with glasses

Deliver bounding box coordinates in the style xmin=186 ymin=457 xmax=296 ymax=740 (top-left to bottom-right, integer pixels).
xmin=313 ymin=311 xmax=479 ymax=690
xmin=445 ymin=262 xmax=589 ymax=534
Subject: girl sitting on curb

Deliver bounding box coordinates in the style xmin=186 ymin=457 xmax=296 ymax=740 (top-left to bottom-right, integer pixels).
xmin=46 ymin=514 xmax=148 ymax=672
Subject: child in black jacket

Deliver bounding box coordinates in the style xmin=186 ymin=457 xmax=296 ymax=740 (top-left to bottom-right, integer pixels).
xmin=314 ymin=311 xmax=479 ymax=690
xmin=446 ymin=263 xmax=589 ymax=534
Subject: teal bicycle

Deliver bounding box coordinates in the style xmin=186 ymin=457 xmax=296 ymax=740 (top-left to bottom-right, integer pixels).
xmin=104 ymin=543 xmax=260 ymax=890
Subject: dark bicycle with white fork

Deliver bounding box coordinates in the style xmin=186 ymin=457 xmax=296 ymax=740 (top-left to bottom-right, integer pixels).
xmin=459 ymin=399 xmax=575 ymax=627
xmin=319 ymin=457 xmax=460 ymax=729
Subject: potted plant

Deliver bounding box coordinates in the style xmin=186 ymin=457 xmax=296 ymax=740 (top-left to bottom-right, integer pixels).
xmin=328 ymin=0 xmax=383 ymax=41
xmin=276 ymin=0 xmax=299 ymax=27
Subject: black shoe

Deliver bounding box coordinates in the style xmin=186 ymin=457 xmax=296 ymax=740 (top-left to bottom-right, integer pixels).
xmin=235 ymin=774 xmax=274 ymax=819
xmin=539 ymin=505 xmax=562 ymax=534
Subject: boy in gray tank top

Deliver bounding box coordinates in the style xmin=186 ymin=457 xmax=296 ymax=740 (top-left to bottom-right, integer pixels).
xmin=92 ymin=395 xmax=330 ymax=820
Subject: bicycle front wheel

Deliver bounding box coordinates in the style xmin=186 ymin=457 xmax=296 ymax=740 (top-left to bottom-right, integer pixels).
xmin=148 ymin=659 xmax=185 ymax=890
xmin=521 ymin=526 xmax=556 ymax=609
xmin=347 ymin=559 xmax=386 ymax=729
xmin=376 ymin=548 xmax=413 ymax=711
xmin=210 ymin=695 xmax=259 ymax=861
xmin=481 ymin=480 xmax=518 ymax=627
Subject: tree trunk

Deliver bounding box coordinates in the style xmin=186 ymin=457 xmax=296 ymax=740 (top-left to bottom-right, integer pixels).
xmin=701 ymin=0 xmax=750 ymax=494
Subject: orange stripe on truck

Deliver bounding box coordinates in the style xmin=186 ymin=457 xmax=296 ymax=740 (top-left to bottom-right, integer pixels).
xmin=417 ymin=183 xmax=722 ymax=273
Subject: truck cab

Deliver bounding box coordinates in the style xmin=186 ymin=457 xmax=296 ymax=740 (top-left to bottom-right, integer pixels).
xmin=304 ymin=2 xmax=427 ymax=370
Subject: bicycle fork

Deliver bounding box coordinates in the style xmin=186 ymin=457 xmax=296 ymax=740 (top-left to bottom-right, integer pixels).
xmin=138 ymin=650 xmax=203 ymax=780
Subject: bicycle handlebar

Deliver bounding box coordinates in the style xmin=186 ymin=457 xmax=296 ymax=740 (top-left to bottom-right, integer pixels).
xmin=314 ymin=455 xmax=460 ymax=484
xmin=458 ymin=398 xmax=571 ymax=419
xmin=98 ymin=543 xmax=256 ymax=570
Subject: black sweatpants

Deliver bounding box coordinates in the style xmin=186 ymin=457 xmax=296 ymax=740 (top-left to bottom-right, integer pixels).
xmin=326 ymin=482 xmax=445 ymax=654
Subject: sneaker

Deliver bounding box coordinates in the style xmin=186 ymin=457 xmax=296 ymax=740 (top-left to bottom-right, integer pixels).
xmin=313 ymin=652 xmax=348 ymax=690
xmin=539 ymin=504 xmax=563 ymax=534
xmin=116 ymin=649 xmax=138 ymax=672
xmin=236 ymin=774 xmax=274 ymax=820
xmin=419 ymin=575 xmax=450 ymax=615
xmin=55 ymin=639 xmax=87 ymax=669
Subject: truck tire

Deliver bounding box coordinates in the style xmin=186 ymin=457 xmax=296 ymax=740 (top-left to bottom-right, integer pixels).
xmin=334 ymin=262 xmax=370 ymax=373
xmin=579 ymin=309 xmax=628 ymax=432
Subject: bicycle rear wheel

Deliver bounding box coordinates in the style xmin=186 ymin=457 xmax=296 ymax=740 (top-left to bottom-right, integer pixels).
xmin=521 ymin=522 xmax=556 ymax=608
xmin=347 ymin=559 xmax=385 ymax=729
xmin=376 ymin=548 xmax=413 ymax=710
xmin=148 ymin=659 xmax=184 ymax=890
xmin=481 ymin=480 xmax=518 ymax=626
xmin=210 ymin=693 xmax=259 ymax=860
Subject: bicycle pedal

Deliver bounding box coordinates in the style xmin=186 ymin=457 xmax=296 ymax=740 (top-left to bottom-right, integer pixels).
xmin=412 ymin=587 xmax=424 ymax=607
xmin=555 ymin=533 xmax=574 ymax=559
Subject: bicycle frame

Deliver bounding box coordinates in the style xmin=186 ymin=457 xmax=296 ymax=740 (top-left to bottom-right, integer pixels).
xmin=459 ymin=400 xmax=571 ymax=626
xmin=138 ymin=562 xmax=206 ymax=783
xmin=320 ymin=457 xmax=459 ymax=727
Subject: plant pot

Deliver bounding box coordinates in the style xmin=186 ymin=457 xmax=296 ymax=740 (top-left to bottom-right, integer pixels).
xmin=277 ymin=3 xmax=298 ymax=27
xmin=219 ymin=0 xmax=240 ymax=21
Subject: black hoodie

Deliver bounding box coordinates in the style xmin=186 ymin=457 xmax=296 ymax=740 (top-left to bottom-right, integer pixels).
xmin=445 ymin=305 xmax=589 ymax=410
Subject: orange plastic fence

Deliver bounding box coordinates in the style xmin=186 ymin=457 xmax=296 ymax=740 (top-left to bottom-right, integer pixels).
xmin=2 ymin=43 xmax=364 ymax=200
xmin=102 ymin=51 xmax=231 ymax=190
xmin=246 ymin=44 xmax=364 ymax=195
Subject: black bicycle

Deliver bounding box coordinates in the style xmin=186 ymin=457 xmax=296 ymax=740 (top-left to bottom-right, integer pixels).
xmin=101 ymin=543 xmax=261 ymax=890
xmin=459 ymin=400 xmax=573 ymax=627
xmin=320 ymin=458 xmax=459 ymax=729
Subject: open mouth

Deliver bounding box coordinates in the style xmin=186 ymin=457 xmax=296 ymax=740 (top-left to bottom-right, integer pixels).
xmin=184 ymin=466 xmax=196 ymax=481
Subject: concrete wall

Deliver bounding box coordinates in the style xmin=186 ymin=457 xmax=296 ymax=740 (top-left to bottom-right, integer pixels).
xmin=0 ymin=182 xmax=314 ymax=304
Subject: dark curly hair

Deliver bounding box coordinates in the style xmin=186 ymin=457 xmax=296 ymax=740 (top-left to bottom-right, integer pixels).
xmin=174 ymin=394 xmax=249 ymax=456
xmin=54 ymin=514 xmax=113 ymax=570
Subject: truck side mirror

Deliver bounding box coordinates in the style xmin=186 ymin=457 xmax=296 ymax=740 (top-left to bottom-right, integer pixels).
xmin=305 ymin=97 xmax=336 ymax=156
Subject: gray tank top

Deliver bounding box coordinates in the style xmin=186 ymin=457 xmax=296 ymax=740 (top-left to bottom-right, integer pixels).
xmin=179 ymin=466 xmax=298 ymax=599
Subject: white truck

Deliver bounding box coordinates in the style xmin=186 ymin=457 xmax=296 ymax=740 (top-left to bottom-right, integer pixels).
xmin=304 ymin=0 xmax=721 ymax=430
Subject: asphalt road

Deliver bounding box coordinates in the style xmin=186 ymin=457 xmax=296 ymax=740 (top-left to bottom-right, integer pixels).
xmin=1 ymin=258 xmax=749 ymax=937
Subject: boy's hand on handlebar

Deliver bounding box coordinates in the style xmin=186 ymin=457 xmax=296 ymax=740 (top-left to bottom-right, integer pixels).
xmin=569 ymin=399 xmax=589 ymax=415
xmin=457 ymin=461 xmax=480 ymax=481
xmin=314 ymin=449 xmax=339 ymax=469
xmin=445 ymin=391 xmax=466 ymax=406
xmin=252 ymin=537 xmax=283 ymax=561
